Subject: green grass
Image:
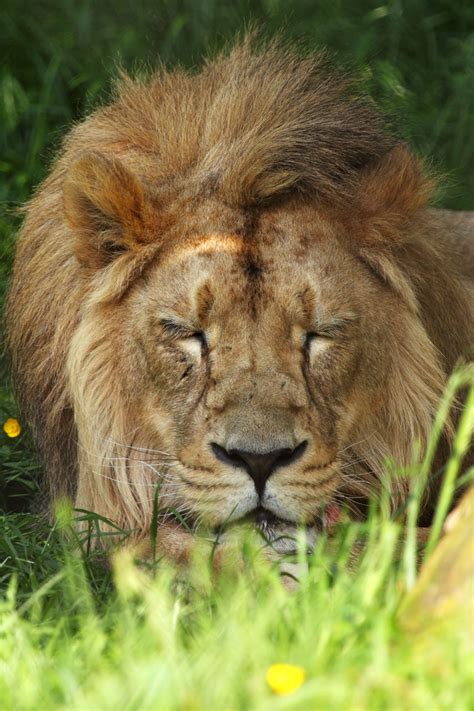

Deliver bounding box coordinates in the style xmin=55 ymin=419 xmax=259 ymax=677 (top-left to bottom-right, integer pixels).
xmin=0 ymin=475 xmax=473 ymax=710
xmin=1 ymin=1 xmax=473 ymax=709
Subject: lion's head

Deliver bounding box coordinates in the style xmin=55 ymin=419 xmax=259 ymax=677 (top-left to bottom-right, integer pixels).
xmin=7 ymin=37 xmax=469 ymax=543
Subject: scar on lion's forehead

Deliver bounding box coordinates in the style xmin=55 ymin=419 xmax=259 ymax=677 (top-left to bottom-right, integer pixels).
xmin=180 ymin=233 xmax=245 ymax=258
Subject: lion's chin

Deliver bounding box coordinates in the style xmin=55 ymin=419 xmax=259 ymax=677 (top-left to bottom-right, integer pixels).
xmin=251 ymin=508 xmax=315 ymax=554
xmin=233 ymin=503 xmax=341 ymax=554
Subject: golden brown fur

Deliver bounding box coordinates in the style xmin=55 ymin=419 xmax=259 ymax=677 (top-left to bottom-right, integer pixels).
xmin=5 ymin=37 xmax=473 ymax=557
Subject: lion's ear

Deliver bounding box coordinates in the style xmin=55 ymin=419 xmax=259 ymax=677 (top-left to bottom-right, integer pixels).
xmin=352 ymin=142 xmax=435 ymax=248
xmin=63 ymin=152 xmax=150 ymax=267
xmin=345 ymin=144 xmax=436 ymax=312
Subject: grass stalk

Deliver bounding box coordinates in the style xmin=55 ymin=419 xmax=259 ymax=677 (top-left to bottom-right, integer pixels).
xmin=425 ymin=384 xmax=474 ymax=557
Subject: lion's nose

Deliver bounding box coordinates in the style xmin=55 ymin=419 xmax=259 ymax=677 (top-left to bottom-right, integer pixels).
xmin=211 ymin=441 xmax=307 ymax=497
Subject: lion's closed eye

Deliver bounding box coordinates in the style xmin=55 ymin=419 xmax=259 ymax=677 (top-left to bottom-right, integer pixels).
xmin=159 ymin=319 xmax=208 ymax=356
xmin=304 ymin=315 xmax=356 ymax=355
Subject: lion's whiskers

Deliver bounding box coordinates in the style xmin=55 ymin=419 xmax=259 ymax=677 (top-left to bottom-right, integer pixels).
xmin=77 ymin=437 xmax=226 ymax=529
xmin=104 ymin=435 xmax=176 ymax=459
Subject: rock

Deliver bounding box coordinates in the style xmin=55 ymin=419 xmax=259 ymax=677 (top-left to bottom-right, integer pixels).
xmin=400 ymin=486 xmax=474 ymax=645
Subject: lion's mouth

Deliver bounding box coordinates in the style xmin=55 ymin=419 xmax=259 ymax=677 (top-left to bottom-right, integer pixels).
xmin=169 ymin=501 xmax=341 ymax=543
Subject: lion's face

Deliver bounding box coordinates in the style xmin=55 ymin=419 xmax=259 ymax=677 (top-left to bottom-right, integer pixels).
xmin=122 ymin=201 xmax=393 ymax=529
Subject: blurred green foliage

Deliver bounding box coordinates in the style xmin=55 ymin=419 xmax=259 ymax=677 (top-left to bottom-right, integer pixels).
xmin=1 ymin=0 xmax=473 ymax=508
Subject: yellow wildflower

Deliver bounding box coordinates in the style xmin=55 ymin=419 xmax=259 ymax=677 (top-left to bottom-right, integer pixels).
xmin=266 ymin=663 xmax=306 ymax=696
xmin=3 ymin=418 xmax=22 ymax=438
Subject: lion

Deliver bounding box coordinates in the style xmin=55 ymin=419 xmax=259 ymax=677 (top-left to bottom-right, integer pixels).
xmin=5 ymin=37 xmax=474 ymax=563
